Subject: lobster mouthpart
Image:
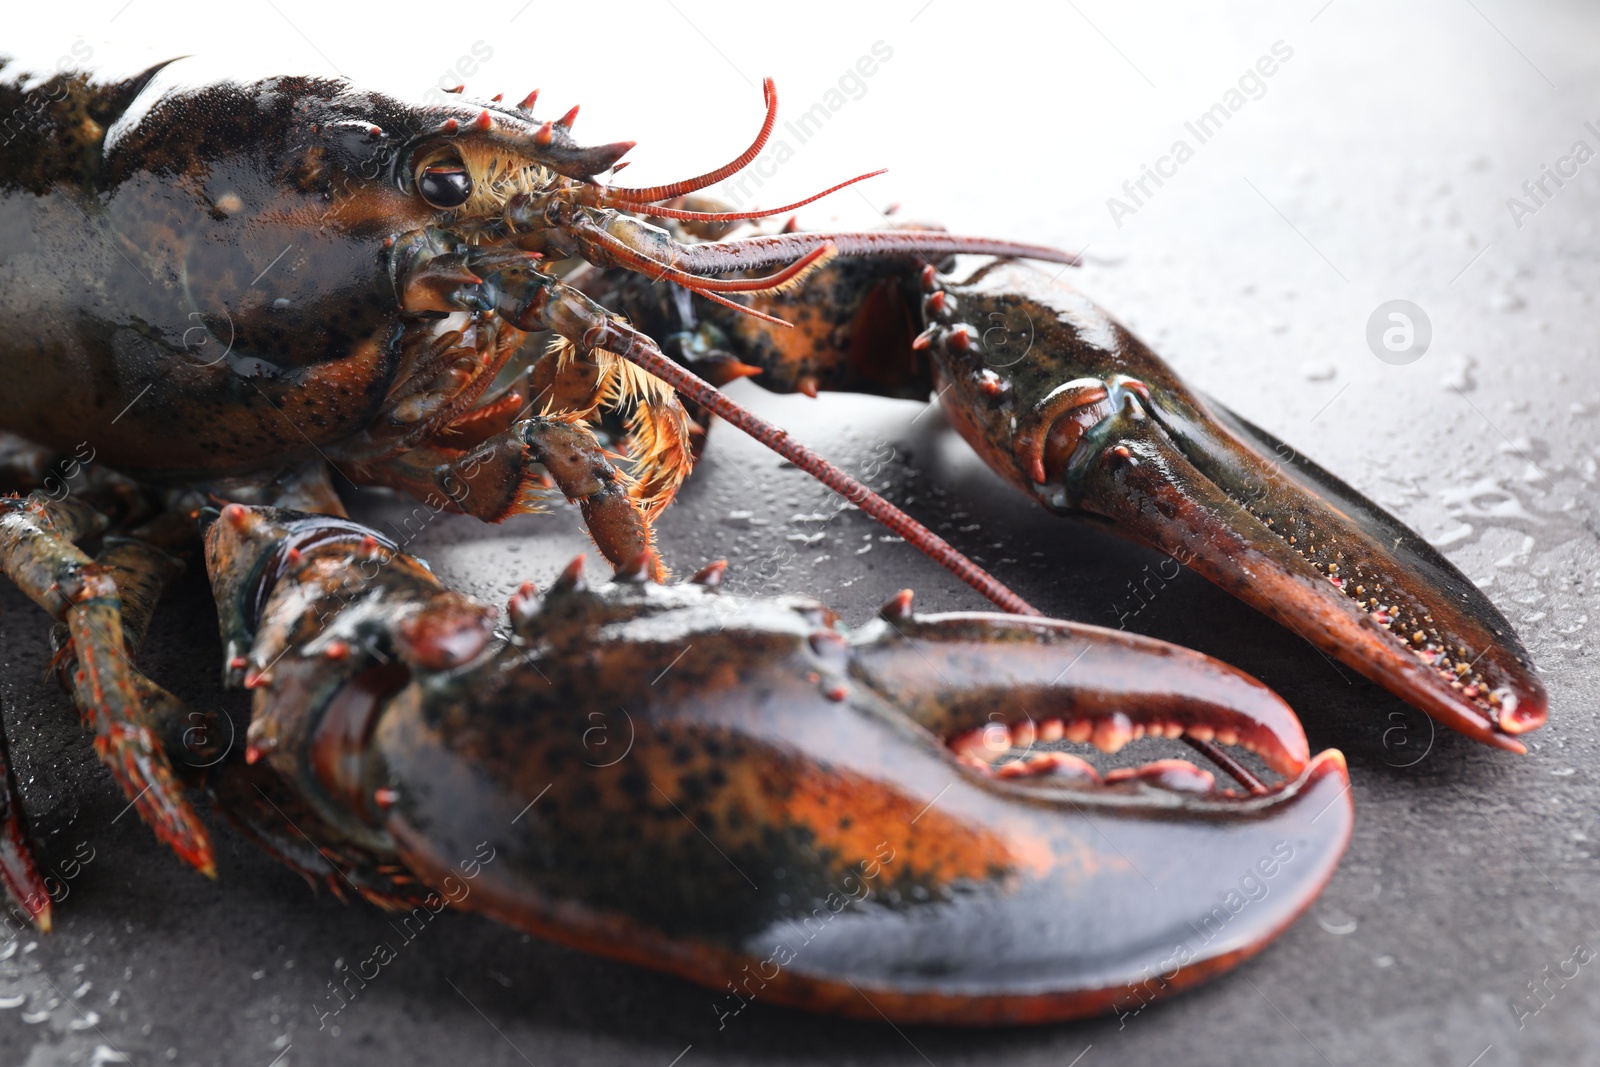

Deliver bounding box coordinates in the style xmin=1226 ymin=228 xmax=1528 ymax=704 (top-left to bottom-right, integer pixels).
xmin=919 ymin=261 xmax=1545 ymax=751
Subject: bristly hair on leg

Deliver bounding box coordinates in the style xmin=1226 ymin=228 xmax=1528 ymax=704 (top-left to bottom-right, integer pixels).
xmin=544 ymin=340 xmax=694 ymax=522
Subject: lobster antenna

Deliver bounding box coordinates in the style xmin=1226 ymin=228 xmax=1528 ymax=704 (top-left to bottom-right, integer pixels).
xmin=604 ymin=78 xmax=779 ymax=203
xmin=586 ymin=320 xmax=1041 ymax=616
xmin=622 ymin=169 xmax=888 ymax=223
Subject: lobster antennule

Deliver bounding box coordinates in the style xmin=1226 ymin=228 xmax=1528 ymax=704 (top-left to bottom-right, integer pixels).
xmin=581 ymin=225 xmax=839 ymax=295
xmin=604 ymin=77 xmax=779 ymax=203
xmin=661 ymin=229 xmax=1084 ymax=274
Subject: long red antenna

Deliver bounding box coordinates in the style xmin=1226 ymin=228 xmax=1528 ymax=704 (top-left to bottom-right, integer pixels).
xmin=604 ymin=78 xmax=780 ymax=203
xmin=623 ymin=169 xmax=888 ymax=223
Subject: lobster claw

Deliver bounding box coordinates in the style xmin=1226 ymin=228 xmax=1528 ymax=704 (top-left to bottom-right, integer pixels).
xmin=920 ymin=261 xmax=1545 ymax=751
xmin=370 ymin=575 xmax=1351 ymax=1024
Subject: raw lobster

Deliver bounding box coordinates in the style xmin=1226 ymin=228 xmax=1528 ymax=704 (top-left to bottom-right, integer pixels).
xmin=0 ymin=45 xmax=1546 ymax=1023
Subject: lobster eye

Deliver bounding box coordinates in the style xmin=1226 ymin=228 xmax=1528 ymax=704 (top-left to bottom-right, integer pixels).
xmin=416 ymin=159 xmax=472 ymax=209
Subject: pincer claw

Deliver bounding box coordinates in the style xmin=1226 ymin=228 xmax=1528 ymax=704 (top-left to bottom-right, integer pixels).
xmin=327 ymin=549 xmax=1349 ymax=1024
xmin=919 ymin=260 xmax=1545 ymax=749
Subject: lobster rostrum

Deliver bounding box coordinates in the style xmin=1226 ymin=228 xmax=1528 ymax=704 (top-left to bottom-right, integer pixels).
xmin=195 ymin=502 xmax=1351 ymax=1025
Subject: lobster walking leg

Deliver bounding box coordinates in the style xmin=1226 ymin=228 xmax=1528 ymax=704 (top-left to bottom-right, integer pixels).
xmin=82 ymin=536 xmax=184 ymax=660
xmin=0 ymin=694 xmax=50 ymax=929
xmin=0 ymin=495 xmax=214 ymax=879
xmin=519 ymin=416 xmax=662 ymax=576
xmin=75 ymin=531 xmax=224 ymax=774
xmin=351 ymin=417 xmax=662 ymax=577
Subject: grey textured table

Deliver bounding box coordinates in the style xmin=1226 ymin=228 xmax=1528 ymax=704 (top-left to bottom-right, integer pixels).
xmin=1 ymin=2 xmax=1597 ymax=1064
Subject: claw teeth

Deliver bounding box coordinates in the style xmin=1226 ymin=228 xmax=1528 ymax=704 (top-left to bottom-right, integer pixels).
xmin=1092 ymin=712 xmax=1134 ymax=753
xmin=1496 ymin=691 xmax=1522 ymax=731
xmin=1104 ymin=759 xmax=1215 ymax=794
xmin=996 ymin=752 xmax=1099 ymax=782
xmin=949 ymin=712 xmax=1279 ymax=793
